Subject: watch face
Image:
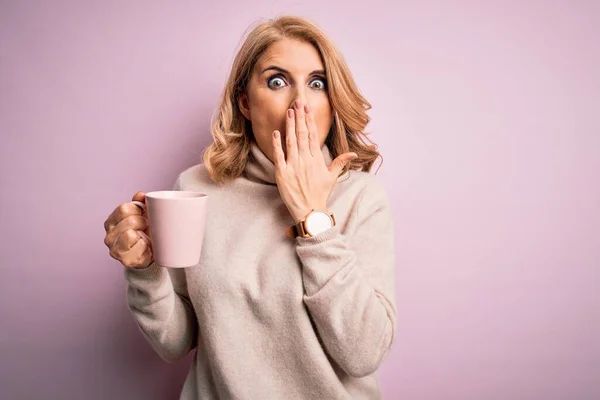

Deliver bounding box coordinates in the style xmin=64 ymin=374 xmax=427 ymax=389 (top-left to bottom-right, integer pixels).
xmin=305 ymin=211 xmax=333 ymax=236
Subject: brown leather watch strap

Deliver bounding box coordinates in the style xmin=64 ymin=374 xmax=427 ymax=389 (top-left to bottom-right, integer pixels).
xmin=285 ymin=225 xmax=298 ymax=239
xmin=284 ymin=211 xmax=336 ymax=239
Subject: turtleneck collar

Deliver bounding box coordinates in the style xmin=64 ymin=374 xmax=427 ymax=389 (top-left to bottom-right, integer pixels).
xmin=243 ymin=141 xmax=334 ymax=185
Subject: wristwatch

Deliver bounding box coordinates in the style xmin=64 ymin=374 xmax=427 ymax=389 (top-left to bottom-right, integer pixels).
xmin=285 ymin=209 xmax=336 ymax=239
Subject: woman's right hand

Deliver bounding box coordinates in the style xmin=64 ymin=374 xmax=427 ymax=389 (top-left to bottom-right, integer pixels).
xmin=104 ymin=191 xmax=153 ymax=269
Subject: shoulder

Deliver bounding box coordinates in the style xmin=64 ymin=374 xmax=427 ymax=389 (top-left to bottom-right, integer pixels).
xmin=341 ymin=170 xmax=392 ymax=220
xmin=174 ymin=163 xmax=220 ymax=193
xmin=344 ymin=170 xmax=390 ymax=203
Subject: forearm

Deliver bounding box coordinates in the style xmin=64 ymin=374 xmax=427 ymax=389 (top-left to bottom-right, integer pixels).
xmin=125 ymin=263 xmax=198 ymax=362
xmin=297 ymin=226 xmax=397 ymax=378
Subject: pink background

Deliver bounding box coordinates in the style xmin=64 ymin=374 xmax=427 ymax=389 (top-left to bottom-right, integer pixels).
xmin=1 ymin=1 xmax=599 ymax=399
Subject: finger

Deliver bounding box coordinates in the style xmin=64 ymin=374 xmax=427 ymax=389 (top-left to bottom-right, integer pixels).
xmin=104 ymin=202 xmax=144 ymax=233
xmin=304 ymin=104 xmax=322 ymax=159
xmin=286 ymin=108 xmax=298 ymax=163
xmin=123 ymin=235 xmax=152 ymax=269
xmin=127 ymin=241 xmax=153 ymax=269
xmin=113 ymin=230 xmax=152 ymax=268
xmin=272 ymin=130 xmax=286 ymax=171
xmin=328 ymin=152 xmax=358 ymax=176
xmin=104 ymin=214 xmax=148 ymax=248
xmin=110 ymin=228 xmax=142 ymax=258
xmin=131 ymin=192 xmax=147 ymax=214
xmin=294 ymin=100 xmax=309 ymax=156
xmin=132 ymin=191 xmax=146 ymax=202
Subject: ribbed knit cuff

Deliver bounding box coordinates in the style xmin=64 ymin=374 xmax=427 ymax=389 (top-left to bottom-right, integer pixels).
xmin=295 ymin=225 xmax=353 ymax=296
xmin=124 ymin=261 xmax=165 ymax=281
xmin=295 ymin=224 xmax=342 ymax=246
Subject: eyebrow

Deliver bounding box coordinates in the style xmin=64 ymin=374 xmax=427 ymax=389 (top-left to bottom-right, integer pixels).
xmin=260 ymin=65 xmax=326 ymax=76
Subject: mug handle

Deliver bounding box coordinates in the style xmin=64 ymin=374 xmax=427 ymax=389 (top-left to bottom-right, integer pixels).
xmin=131 ymin=201 xmax=152 ymax=244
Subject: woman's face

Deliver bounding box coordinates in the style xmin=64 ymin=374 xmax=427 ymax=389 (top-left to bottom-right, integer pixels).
xmin=238 ymin=38 xmax=333 ymax=162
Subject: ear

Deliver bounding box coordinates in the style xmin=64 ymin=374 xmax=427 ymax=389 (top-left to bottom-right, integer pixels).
xmin=238 ymin=93 xmax=251 ymax=121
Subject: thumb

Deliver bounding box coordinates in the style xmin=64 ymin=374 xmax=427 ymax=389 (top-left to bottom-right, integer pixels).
xmin=132 ymin=191 xmax=146 ymax=203
xmin=329 ymin=152 xmax=358 ymax=175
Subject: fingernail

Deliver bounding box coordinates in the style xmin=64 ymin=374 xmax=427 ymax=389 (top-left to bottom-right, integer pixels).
xmin=274 ymin=130 xmax=279 ymax=138
xmin=295 ymin=100 xmax=301 ymax=109
xmin=287 ymin=109 xmax=294 ymax=118
xmin=304 ymin=104 xmax=310 ymax=113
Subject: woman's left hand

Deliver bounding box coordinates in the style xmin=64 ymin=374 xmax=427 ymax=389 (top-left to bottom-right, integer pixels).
xmin=272 ymin=100 xmax=357 ymax=223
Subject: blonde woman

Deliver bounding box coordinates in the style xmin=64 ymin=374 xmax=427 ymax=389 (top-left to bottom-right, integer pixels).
xmin=104 ymin=15 xmax=397 ymax=400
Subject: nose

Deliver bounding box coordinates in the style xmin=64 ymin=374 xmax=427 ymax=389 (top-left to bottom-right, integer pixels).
xmin=290 ymin=87 xmax=308 ymax=110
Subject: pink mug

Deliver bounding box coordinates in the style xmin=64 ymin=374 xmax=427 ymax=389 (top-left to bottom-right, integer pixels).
xmin=132 ymin=191 xmax=208 ymax=268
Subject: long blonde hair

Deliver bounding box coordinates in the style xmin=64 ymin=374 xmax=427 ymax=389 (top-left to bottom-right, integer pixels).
xmin=203 ymin=15 xmax=381 ymax=184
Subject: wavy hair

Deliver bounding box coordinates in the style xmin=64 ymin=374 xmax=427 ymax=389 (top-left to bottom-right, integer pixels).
xmin=203 ymin=15 xmax=381 ymax=184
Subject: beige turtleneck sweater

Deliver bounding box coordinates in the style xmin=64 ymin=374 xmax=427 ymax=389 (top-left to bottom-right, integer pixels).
xmin=124 ymin=142 xmax=397 ymax=399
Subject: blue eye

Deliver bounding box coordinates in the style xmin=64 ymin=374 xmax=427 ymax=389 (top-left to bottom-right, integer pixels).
xmin=267 ymin=76 xmax=286 ymax=89
xmin=310 ymin=78 xmax=327 ymax=90
xmin=267 ymin=75 xmax=327 ymax=90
